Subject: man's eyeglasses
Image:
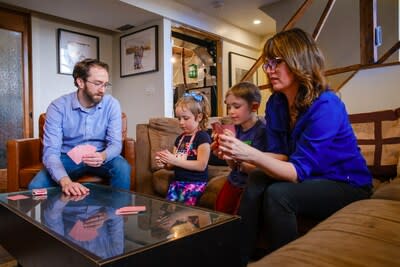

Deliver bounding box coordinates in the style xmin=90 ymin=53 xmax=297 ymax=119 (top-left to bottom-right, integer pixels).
xmin=262 ymin=57 xmax=284 ymax=72
xmin=86 ymin=80 xmax=112 ymax=90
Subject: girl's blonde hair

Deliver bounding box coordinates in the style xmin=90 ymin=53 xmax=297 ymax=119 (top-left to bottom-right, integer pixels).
xmin=264 ymin=28 xmax=328 ymax=113
xmin=175 ymin=92 xmax=211 ymax=130
xmin=225 ymin=81 xmax=261 ymax=107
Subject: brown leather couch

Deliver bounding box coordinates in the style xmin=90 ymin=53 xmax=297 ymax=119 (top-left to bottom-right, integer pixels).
xmin=7 ymin=113 xmax=136 ymax=192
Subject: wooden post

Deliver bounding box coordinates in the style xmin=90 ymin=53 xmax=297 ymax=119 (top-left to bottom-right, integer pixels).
xmin=360 ymin=0 xmax=377 ymax=64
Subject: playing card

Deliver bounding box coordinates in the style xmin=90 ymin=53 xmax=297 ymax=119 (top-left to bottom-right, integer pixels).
xmin=32 ymin=188 xmax=47 ymax=196
xmin=221 ymin=124 xmax=235 ymax=134
xmin=7 ymin=194 xmax=30 ymax=201
xmin=69 ymin=220 xmax=98 ymax=241
xmin=211 ymin=121 xmax=224 ymax=135
xmin=67 ymin=144 xmax=96 ymax=164
xmin=212 ymin=122 xmax=235 ymax=135
xmin=115 ymin=206 xmax=146 ymax=215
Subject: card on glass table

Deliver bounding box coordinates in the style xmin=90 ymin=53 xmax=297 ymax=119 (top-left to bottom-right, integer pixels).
xmin=67 ymin=144 xmax=97 ymax=164
xmin=32 ymin=188 xmax=47 ymax=196
xmin=115 ymin=206 xmax=146 ymax=215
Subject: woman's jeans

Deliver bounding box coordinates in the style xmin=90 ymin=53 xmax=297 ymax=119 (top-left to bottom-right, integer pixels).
xmin=29 ymin=154 xmax=131 ymax=190
xmin=238 ymin=169 xmax=372 ymax=265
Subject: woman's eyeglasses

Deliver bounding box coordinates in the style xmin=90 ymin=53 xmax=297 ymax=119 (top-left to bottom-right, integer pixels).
xmin=86 ymin=80 xmax=112 ymax=90
xmin=262 ymin=57 xmax=283 ymax=72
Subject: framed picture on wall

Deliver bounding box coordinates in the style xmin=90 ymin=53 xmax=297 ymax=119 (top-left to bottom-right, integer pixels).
xmin=57 ymin=29 xmax=99 ymax=75
xmin=120 ymin=25 xmax=158 ymax=77
xmin=228 ymin=52 xmax=258 ymax=87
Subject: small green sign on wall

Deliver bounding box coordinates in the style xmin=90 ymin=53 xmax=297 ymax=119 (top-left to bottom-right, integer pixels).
xmin=188 ymin=64 xmax=198 ymax=78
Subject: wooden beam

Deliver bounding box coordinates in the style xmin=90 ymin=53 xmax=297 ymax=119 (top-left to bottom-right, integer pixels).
xmin=241 ymin=0 xmax=314 ymax=83
xmin=360 ymin=0 xmax=377 ymax=64
xmin=325 ymin=64 xmax=361 ymax=76
xmin=282 ymin=0 xmax=314 ymax=31
xmin=334 ymin=71 xmax=358 ymax=92
xmin=240 ymin=56 xmax=264 ymax=84
xmin=181 ymin=48 xmax=187 ymax=89
xmin=313 ymin=0 xmax=336 ymax=40
xmin=377 ymin=41 xmax=400 ymax=64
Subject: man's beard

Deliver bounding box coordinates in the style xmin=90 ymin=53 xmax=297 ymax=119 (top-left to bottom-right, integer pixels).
xmin=83 ymin=86 xmax=103 ymax=105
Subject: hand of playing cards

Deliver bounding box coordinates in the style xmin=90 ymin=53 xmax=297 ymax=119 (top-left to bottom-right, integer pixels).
xmin=211 ymin=121 xmax=235 ymax=135
xmin=67 ymin=144 xmax=97 ymax=164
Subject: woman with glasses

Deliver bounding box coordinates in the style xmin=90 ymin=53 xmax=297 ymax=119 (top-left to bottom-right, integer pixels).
xmin=216 ymin=28 xmax=372 ymax=265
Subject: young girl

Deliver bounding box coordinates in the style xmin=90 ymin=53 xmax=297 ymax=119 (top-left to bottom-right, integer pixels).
xmin=155 ymin=92 xmax=211 ymax=206
xmin=214 ymin=82 xmax=267 ymax=214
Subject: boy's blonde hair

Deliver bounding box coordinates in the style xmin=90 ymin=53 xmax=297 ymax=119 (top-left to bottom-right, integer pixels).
xmin=175 ymin=92 xmax=211 ymax=130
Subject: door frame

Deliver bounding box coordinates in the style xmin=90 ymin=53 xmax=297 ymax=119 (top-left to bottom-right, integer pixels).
xmin=172 ymin=26 xmax=223 ymax=116
xmin=0 ymin=5 xmax=32 ymax=137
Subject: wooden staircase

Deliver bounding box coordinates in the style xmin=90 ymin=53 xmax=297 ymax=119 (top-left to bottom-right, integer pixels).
xmin=241 ymin=0 xmax=400 ymax=92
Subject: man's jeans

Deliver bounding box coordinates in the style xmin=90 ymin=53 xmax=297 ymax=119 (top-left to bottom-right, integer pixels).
xmin=28 ymin=154 xmax=131 ymax=190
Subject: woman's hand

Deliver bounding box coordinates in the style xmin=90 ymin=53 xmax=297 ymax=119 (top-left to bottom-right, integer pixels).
xmin=217 ymin=134 xmax=254 ymax=162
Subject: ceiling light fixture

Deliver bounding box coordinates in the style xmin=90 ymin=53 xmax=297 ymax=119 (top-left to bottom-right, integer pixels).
xmin=253 ymin=20 xmax=261 ymax=25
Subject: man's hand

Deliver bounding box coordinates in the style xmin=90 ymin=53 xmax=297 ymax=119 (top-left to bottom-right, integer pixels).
xmin=84 ymin=211 xmax=108 ymax=230
xmin=82 ymin=152 xmax=106 ymax=167
xmin=59 ymin=176 xmax=90 ymax=196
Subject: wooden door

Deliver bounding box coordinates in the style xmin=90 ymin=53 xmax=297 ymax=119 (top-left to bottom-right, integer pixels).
xmin=0 ymin=7 xmax=32 ymax=168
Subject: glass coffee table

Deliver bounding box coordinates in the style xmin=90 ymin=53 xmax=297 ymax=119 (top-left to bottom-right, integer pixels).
xmin=0 ymin=184 xmax=241 ymax=267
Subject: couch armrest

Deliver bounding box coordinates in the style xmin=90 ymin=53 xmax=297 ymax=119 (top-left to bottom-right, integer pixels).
xmin=7 ymin=138 xmax=41 ymax=192
xmin=122 ymin=138 xmax=136 ymax=191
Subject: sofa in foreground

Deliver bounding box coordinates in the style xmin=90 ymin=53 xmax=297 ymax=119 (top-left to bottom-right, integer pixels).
xmin=249 ymin=177 xmax=400 ymax=267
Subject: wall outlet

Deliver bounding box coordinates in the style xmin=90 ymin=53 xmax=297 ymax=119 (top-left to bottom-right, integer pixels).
xmin=144 ymin=87 xmax=155 ymax=95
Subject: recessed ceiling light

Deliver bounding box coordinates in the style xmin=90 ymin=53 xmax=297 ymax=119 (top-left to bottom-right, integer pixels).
xmin=253 ymin=20 xmax=261 ymax=25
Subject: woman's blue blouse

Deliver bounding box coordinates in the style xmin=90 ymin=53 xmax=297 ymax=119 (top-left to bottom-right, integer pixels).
xmin=265 ymin=90 xmax=372 ymax=187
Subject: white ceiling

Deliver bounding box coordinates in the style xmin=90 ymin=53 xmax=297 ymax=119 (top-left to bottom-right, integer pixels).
xmin=174 ymin=0 xmax=278 ymax=36
xmin=0 ymin=0 xmax=278 ymax=36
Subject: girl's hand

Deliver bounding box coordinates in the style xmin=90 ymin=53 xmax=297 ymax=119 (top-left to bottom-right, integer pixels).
xmin=157 ymin=149 xmax=176 ymax=165
xmin=154 ymin=153 xmax=166 ymax=168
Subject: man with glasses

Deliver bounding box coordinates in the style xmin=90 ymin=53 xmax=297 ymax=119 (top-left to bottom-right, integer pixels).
xmin=29 ymin=58 xmax=131 ymax=196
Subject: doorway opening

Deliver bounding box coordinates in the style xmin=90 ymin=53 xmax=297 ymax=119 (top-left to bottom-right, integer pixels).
xmin=171 ymin=27 xmax=221 ymax=116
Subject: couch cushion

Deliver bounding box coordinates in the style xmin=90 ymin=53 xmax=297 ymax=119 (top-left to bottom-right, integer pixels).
xmin=250 ymin=199 xmax=400 ymax=267
xmin=152 ymin=169 xmax=174 ymax=196
xmin=349 ymin=107 xmax=400 ymax=180
xmin=148 ymin=118 xmax=182 ymax=171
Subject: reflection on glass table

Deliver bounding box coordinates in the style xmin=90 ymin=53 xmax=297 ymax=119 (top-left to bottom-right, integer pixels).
xmin=0 ymin=183 xmax=238 ymax=266
xmin=43 ymin=191 xmax=129 ymax=259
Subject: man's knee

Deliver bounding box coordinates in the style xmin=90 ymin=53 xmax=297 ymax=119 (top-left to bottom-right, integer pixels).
xmin=28 ymin=169 xmax=54 ymax=189
xmin=110 ymin=156 xmax=131 ymax=173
